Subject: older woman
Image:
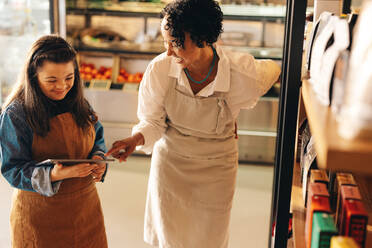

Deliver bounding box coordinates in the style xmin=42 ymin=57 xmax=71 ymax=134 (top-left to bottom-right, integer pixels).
xmin=107 ymin=0 xmax=280 ymax=247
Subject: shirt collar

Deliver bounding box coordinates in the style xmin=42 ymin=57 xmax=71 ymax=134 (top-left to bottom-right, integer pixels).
xmin=168 ymin=45 xmax=231 ymax=96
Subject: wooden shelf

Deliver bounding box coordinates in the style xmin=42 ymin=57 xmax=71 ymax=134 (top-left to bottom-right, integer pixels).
xmin=290 ymin=162 xmax=306 ymax=248
xmin=290 ymin=163 xmax=372 ymax=248
xmin=301 ymin=80 xmax=372 ymax=174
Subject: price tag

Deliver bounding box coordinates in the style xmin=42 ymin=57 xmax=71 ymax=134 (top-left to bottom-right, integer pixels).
xmin=123 ymin=82 xmax=139 ymax=92
xmin=89 ymin=80 xmax=112 ymax=90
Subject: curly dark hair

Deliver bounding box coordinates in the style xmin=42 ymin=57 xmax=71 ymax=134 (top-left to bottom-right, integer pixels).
xmin=160 ymin=0 xmax=223 ymax=49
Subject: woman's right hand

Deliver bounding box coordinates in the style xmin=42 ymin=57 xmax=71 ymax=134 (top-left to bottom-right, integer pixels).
xmin=105 ymin=133 xmax=144 ymax=162
xmin=50 ymin=163 xmax=97 ymax=182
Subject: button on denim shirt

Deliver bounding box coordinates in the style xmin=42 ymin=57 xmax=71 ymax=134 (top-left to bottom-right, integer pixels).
xmin=0 ymin=100 xmax=107 ymax=197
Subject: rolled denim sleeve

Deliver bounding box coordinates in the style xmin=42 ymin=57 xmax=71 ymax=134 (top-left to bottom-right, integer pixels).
xmin=0 ymin=103 xmax=59 ymax=196
xmin=32 ymin=167 xmax=62 ymax=196
xmin=89 ymin=120 xmax=108 ymax=182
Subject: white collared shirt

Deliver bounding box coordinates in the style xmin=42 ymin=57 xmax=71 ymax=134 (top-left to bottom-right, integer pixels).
xmin=132 ymin=45 xmax=281 ymax=153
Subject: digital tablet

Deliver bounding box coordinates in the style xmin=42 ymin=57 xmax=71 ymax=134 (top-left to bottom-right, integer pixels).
xmin=36 ymin=158 xmax=115 ymax=166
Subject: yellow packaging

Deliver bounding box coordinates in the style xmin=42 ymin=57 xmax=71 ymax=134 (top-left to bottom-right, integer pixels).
xmin=330 ymin=236 xmax=359 ymax=248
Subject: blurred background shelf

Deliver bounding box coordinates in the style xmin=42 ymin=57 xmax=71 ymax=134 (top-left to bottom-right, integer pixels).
xmin=66 ymin=1 xmax=285 ymax=56
xmin=73 ymin=43 xmax=283 ymax=60
xmin=66 ymin=1 xmax=286 ymax=22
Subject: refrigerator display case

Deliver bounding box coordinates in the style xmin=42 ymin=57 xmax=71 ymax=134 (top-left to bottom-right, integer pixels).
xmin=65 ymin=0 xmax=285 ymax=163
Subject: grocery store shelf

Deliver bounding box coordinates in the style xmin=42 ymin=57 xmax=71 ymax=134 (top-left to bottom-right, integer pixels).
xmin=74 ymin=44 xmax=282 ymax=60
xmin=67 ymin=7 xmax=161 ymax=18
xmin=67 ymin=2 xmax=285 ymax=22
xmin=74 ymin=44 xmax=162 ymax=57
xmin=290 ymin=163 xmax=372 ymax=248
xmin=66 ymin=1 xmax=164 ymax=17
xmin=302 ymin=80 xmax=372 ymax=174
xmin=221 ymin=4 xmax=285 ymax=22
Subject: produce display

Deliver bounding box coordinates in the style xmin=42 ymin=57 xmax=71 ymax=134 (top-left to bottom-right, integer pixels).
xmin=80 ymin=63 xmax=112 ymax=81
xmin=117 ymin=68 xmax=143 ymax=83
xmin=79 ymin=63 xmax=143 ymax=84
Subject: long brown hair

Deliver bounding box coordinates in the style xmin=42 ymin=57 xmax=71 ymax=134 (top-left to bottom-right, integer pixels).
xmin=2 ymin=34 xmax=96 ymax=136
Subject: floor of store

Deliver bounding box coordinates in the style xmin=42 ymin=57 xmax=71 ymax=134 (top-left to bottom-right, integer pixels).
xmin=0 ymin=155 xmax=274 ymax=248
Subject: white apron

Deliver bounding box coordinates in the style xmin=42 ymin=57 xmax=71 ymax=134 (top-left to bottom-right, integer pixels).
xmin=144 ymin=79 xmax=238 ymax=248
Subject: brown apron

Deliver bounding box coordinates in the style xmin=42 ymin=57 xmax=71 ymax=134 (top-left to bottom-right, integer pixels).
xmin=10 ymin=113 xmax=107 ymax=248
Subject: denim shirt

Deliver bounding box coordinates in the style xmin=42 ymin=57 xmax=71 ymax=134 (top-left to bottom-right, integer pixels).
xmin=0 ymin=100 xmax=107 ymax=197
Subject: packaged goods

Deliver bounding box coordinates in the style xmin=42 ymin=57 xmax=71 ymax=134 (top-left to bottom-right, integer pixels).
xmin=305 ymin=195 xmax=331 ymax=248
xmin=311 ymin=212 xmax=338 ymax=248
xmin=330 ymin=236 xmax=360 ymax=248
xmin=341 ymin=199 xmax=368 ymax=247
xmin=310 ymin=169 xmax=329 ymax=189
xmin=331 ymin=173 xmax=356 ymax=213
xmin=336 ymin=185 xmax=361 ymax=229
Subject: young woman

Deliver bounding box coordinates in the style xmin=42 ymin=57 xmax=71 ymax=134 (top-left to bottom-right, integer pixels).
xmin=0 ymin=35 xmax=108 ymax=247
xmin=107 ymin=0 xmax=281 ymax=247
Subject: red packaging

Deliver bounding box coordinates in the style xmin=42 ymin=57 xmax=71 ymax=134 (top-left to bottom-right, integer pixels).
xmin=336 ymin=185 xmax=362 ymax=229
xmin=342 ymin=199 xmax=368 ymax=248
xmin=305 ymin=195 xmax=331 ymax=248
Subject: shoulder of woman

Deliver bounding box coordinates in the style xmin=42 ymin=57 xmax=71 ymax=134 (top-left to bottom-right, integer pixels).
xmin=0 ymin=100 xmax=32 ymax=135
xmin=1 ymin=100 xmax=26 ymax=121
xmin=218 ymin=46 xmax=256 ymax=74
xmin=148 ymin=52 xmax=172 ymax=72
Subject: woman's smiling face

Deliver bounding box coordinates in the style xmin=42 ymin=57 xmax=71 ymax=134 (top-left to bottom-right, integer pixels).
xmin=161 ymin=17 xmax=202 ymax=69
xmin=37 ymin=60 xmax=75 ymax=101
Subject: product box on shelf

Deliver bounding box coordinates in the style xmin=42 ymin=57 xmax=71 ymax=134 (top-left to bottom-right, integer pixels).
xmin=336 ymin=185 xmax=362 ymax=230
xmin=330 ymin=236 xmax=359 ymax=248
xmin=341 ymin=199 xmax=368 ymax=247
xmin=311 ymin=212 xmax=338 ymax=248
xmin=310 ymin=169 xmax=329 ymax=189
xmin=331 ymin=173 xmax=356 ymax=212
xmin=305 ymin=194 xmax=331 ymax=248
xmin=306 ymin=182 xmax=331 ymax=248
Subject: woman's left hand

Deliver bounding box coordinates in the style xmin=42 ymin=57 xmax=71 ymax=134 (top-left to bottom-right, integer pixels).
xmin=91 ymin=155 xmax=107 ymax=182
